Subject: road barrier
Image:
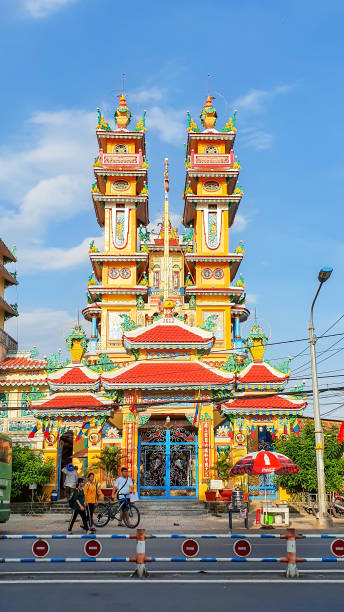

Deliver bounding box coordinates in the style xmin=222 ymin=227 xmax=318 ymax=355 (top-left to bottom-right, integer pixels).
xmin=2 ymin=529 xmax=344 ymax=578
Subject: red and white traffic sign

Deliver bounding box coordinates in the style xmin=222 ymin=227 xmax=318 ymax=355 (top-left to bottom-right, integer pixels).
xmin=181 ymin=538 xmax=199 ymax=557
xmin=233 ymin=539 xmax=251 ymax=557
xmin=331 ymin=539 xmax=344 ymax=557
xmin=84 ymin=539 xmax=102 ymax=558
xmin=32 ymin=539 xmax=50 ymax=558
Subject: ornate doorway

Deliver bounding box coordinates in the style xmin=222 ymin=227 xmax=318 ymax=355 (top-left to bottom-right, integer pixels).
xmin=138 ymin=424 xmax=198 ymax=498
xmin=248 ymin=425 xmax=277 ymax=500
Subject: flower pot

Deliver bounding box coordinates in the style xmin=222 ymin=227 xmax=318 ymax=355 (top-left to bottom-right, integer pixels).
xmin=101 ymin=487 xmax=113 ymax=499
xmin=205 ymin=490 xmax=217 ymax=502
xmin=116 ymin=113 xmax=129 ymax=129
xmin=203 ymin=114 xmax=216 ymax=129
xmin=219 ymin=489 xmax=232 ymax=502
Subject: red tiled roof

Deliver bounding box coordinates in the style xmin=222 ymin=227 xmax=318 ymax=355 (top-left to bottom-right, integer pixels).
xmin=0 ymin=379 xmax=47 ymax=386
xmin=125 ymin=324 xmax=212 ymax=344
xmin=48 ymin=366 xmax=99 ymax=385
xmin=222 ymin=395 xmax=306 ymax=410
xmin=102 ymin=361 xmax=233 ymax=386
xmin=0 ymin=357 xmax=46 ymax=370
xmin=35 ymin=394 xmax=110 ymax=409
xmin=237 ymin=363 xmax=288 ymax=384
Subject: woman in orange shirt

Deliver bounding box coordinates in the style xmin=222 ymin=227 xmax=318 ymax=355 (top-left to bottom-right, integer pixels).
xmin=84 ymin=472 xmax=99 ymax=527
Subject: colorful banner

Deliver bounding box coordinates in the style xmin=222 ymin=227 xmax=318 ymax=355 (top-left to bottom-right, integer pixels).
xmin=202 ymin=420 xmax=211 ymax=480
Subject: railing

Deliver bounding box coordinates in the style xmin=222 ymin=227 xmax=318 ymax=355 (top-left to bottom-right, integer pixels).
xmin=0 ymin=327 xmax=17 ymax=352
xmin=99 ymin=149 xmax=143 ymax=169
xmin=3 ymin=529 xmax=344 ymax=578
xmin=190 ymin=151 xmax=234 ymax=168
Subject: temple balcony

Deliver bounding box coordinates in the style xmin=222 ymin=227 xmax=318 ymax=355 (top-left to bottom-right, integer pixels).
xmin=0 ymin=295 xmax=18 ymax=320
xmin=184 ymin=253 xmax=243 ymax=281
xmin=98 ymin=148 xmax=143 ymax=170
xmin=190 ymin=150 xmax=234 ymax=169
xmin=0 ymin=327 xmax=18 ymax=360
xmin=0 ymin=262 xmax=18 ymax=287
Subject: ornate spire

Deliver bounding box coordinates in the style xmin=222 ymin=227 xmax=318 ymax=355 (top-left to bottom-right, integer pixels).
xmin=114 ymin=94 xmax=131 ymax=130
xmin=246 ymin=322 xmax=268 ymax=362
xmin=66 ymin=325 xmax=88 ymax=363
xmin=200 ymin=95 xmax=217 ymax=130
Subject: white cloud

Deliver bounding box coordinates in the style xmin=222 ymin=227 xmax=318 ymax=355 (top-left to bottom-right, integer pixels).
xmin=147 ymin=106 xmax=185 ymax=144
xmin=233 ymin=84 xmax=293 ymax=114
xmin=246 ymin=294 xmax=257 ymax=305
xmin=0 ymin=109 xmax=96 ymax=263
xmin=6 ymin=308 xmax=90 ymax=357
xmin=231 ymin=213 xmax=247 ymax=233
xmin=19 ymin=235 xmax=103 ymax=272
xmin=130 ymin=87 xmax=166 ymax=104
xmin=22 ymin=0 xmax=79 ymax=18
xmin=240 ymin=128 xmax=273 ymax=151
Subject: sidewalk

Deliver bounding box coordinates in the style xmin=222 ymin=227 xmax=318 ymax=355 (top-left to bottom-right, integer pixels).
xmin=2 ymin=510 xmax=344 ymax=534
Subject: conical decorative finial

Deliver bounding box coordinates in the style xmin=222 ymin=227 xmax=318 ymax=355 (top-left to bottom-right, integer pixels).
xmin=114 ymin=93 xmax=131 ymax=130
xmin=246 ymin=322 xmax=268 ymax=362
xmin=66 ymin=325 xmax=88 ymax=363
xmin=200 ymin=95 xmax=217 ymax=130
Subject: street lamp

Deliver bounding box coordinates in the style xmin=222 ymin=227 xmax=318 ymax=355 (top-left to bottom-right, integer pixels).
xmin=309 ymin=266 xmax=333 ymax=526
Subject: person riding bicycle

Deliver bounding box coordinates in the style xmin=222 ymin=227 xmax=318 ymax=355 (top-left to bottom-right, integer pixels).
xmin=111 ymin=466 xmax=134 ymax=527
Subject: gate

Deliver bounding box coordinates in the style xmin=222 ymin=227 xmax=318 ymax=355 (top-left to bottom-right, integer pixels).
xmin=248 ymin=425 xmax=278 ymax=500
xmin=138 ymin=425 xmax=198 ymax=499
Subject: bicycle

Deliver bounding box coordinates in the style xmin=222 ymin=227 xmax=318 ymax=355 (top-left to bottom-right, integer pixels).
xmin=93 ymin=495 xmax=140 ymax=528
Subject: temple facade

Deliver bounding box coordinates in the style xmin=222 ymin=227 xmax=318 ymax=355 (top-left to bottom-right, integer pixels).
xmin=27 ymin=94 xmax=306 ymax=500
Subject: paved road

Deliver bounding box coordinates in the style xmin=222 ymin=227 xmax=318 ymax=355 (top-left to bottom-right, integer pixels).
xmin=2 ymin=582 xmax=344 ymax=612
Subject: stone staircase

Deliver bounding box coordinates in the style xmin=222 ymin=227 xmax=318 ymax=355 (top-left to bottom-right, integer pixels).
xmin=11 ymin=499 xmax=208 ymax=516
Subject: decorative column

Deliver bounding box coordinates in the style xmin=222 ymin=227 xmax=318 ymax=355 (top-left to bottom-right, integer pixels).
xmin=233 ymin=315 xmax=243 ymax=350
xmin=88 ymin=316 xmax=98 ymax=353
xmin=198 ymin=406 xmax=214 ymax=500
xmin=123 ymin=410 xmax=138 ymax=485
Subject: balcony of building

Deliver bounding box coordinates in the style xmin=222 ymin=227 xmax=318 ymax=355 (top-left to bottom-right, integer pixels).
xmin=0 ymin=327 xmax=18 ymax=359
xmin=98 ymin=148 xmax=143 ymax=170
xmin=190 ymin=150 xmax=234 ymax=169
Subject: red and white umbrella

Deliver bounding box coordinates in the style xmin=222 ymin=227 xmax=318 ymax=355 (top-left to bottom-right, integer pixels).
xmin=230 ymin=450 xmax=300 ymax=476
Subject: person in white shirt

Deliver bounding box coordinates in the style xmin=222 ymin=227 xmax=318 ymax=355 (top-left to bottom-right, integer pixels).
xmin=62 ymin=464 xmax=79 ymax=499
xmin=111 ymin=467 xmax=134 ymax=527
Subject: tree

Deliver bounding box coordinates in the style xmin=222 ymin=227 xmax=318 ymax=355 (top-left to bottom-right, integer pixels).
xmin=275 ymin=422 xmax=344 ymax=494
xmin=11 ymin=445 xmax=55 ymax=501
xmin=90 ymin=445 xmax=125 ymax=487
xmin=216 ymin=448 xmax=232 ymax=486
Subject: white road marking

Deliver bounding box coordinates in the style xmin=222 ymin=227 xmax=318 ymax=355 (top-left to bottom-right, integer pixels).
xmin=1 ymin=579 xmax=344 ymax=584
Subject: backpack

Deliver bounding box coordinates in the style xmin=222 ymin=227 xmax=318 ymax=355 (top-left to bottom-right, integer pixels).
xmin=68 ymin=490 xmax=76 ymax=509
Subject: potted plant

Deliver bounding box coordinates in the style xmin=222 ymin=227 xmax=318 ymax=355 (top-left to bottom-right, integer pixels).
xmin=204 ymin=467 xmax=218 ymax=502
xmin=216 ymin=448 xmax=232 ymax=501
xmin=90 ymin=445 xmax=125 ymax=497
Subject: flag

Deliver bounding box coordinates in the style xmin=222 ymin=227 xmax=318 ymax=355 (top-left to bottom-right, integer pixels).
xmin=43 ymin=421 xmax=50 ymax=440
xmin=192 ymin=390 xmax=200 ymax=427
xmin=338 ymin=421 xmax=344 ymax=443
xmin=228 ymin=423 xmax=234 ymax=440
xmin=82 ymin=421 xmax=90 ymax=436
xmin=271 ymin=427 xmax=275 ymax=441
xmin=283 ymin=421 xmax=288 ymax=435
xmin=292 ymin=419 xmax=300 ymax=436
xmin=250 ymin=424 xmax=255 ymax=438
xmin=75 ymin=428 xmax=83 ymax=442
xmin=28 ymin=422 xmax=40 ymax=439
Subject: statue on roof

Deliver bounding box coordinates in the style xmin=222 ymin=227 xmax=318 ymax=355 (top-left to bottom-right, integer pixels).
xmin=223 ymin=110 xmax=237 ymax=133
xmin=200 ymin=96 xmax=217 ymax=130
xmin=186 ymin=111 xmax=200 ymax=133
xmin=114 ymin=94 xmax=131 ymax=129
xmin=96 ymin=108 xmax=111 ymax=131
xmin=134 ymin=110 xmax=147 ymax=132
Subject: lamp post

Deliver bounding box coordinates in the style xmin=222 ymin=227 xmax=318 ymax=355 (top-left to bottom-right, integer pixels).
xmin=309 ymin=267 xmax=333 ymax=526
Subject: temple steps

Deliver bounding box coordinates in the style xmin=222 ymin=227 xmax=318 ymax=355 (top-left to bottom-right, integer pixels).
xmin=11 ymin=499 xmax=208 ymax=516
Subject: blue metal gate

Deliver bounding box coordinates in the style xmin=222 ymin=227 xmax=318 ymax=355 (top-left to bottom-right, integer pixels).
xmin=248 ymin=425 xmax=278 ymax=500
xmin=138 ymin=425 xmax=198 ymax=499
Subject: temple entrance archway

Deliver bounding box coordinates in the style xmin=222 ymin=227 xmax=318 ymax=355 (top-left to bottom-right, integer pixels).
xmin=138 ymin=420 xmax=198 ymax=498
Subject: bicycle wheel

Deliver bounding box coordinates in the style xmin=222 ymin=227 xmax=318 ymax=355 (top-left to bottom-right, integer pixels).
xmin=93 ymin=503 xmax=110 ymax=527
xmin=110 ymin=502 xmax=122 ymax=522
xmin=123 ymin=503 xmax=140 ymax=529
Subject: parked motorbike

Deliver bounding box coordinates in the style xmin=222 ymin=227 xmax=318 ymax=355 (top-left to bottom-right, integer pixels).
xmin=329 ymin=493 xmax=344 ymax=517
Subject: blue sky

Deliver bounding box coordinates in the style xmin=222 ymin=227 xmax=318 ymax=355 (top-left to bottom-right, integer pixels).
xmin=1 ymin=0 xmax=344 ymax=416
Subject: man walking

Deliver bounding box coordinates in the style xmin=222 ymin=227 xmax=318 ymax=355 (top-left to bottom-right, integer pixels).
xmin=62 ymin=464 xmax=79 ymax=499
xmin=68 ymin=478 xmax=95 ymax=534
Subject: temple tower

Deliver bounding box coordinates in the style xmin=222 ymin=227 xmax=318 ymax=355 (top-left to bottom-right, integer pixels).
xmin=183 ymin=97 xmax=249 ymax=363
xmin=83 ymin=97 xmax=149 ymax=360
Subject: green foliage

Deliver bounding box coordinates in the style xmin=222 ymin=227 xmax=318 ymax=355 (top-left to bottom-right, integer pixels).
xmin=11 ymin=445 xmax=55 ymax=501
xmin=275 ymin=422 xmax=344 ymax=493
xmin=216 ymin=448 xmax=232 ymax=484
xmin=90 ymin=445 xmax=125 ymax=486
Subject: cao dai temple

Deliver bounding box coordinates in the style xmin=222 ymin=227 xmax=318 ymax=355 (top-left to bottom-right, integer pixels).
xmin=0 ymin=94 xmax=308 ymax=500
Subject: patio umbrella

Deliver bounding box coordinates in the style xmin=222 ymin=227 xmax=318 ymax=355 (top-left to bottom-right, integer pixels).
xmin=230 ymin=450 xmax=299 ymax=523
